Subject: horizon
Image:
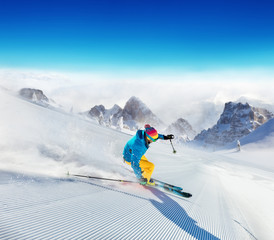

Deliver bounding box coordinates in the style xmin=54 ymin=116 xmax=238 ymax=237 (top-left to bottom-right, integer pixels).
xmin=1 ymin=67 xmax=274 ymax=133
xmin=1 ymin=0 xmax=274 ymax=130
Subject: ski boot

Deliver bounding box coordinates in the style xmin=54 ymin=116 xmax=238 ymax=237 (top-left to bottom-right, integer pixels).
xmin=139 ymin=177 xmax=148 ymax=185
xmin=139 ymin=178 xmax=155 ymax=186
xmin=146 ymin=178 xmax=155 ymax=186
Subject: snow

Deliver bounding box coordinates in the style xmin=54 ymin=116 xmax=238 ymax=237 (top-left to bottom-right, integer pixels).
xmin=1 ymin=88 xmax=274 ymax=239
xmin=240 ymin=118 xmax=274 ymax=147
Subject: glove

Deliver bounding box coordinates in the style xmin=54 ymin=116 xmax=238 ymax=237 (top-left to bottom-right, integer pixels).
xmin=165 ymin=134 xmax=174 ymax=140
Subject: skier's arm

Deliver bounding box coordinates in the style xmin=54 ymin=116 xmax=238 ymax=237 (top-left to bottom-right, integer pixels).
xmin=158 ymin=134 xmax=174 ymax=140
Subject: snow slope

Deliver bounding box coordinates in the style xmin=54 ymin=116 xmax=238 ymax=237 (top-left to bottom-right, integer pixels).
xmin=240 ymin=118 xmax=274 ymax=147
xmin=1 ymin=89 xmax=274 ymax=240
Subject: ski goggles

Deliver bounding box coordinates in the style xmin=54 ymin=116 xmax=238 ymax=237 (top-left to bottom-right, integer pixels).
xmin=146 ymin=133 xmax=158 ymax=142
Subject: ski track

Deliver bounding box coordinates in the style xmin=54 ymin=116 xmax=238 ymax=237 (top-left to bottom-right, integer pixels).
xmin=0 ymin=172 xmax=236 ymax=240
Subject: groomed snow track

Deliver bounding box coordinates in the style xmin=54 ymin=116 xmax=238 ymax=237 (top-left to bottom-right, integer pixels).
xmin=0 ymin=171 xmax=236 ymax=240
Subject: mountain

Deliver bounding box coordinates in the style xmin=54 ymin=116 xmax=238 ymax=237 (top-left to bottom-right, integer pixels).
xmin=86 ymin=97 xmax=197 ymax=140
xmin=122 ymin=96 xmax=164 ymax=130
xmin=87 ymin=96 xmax=164 ymax=131
xmin=19 ymin=88 xmax=60 ymax=109
xmin=19 ymin=88 xmax=49 ymax=106
xmin=237 ymin=117 xmax=274 ymax=147
xmin=165 ymin=118 xmax=196 ymax=142
xmin=194 ymin=101 xmax=274 ymax=146
xmin=88 ymin=104 xmax=123 ymax=128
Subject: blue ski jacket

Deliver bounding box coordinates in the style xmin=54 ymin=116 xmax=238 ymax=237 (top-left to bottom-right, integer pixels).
xmin=123 ymin=130 xmax=164 ymax=179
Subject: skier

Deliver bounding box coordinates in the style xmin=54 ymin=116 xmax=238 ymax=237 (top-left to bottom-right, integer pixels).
xmin=123 ymin=124 xmax=174 ymax=186
xmin=237 ymin=140 xmax=241 ymax=151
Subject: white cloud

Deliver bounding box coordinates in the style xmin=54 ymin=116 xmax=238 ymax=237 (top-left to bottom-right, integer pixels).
xmin=1 ymin=67 xmax=274 ymax=131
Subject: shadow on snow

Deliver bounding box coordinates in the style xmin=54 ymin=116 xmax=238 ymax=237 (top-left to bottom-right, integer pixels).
xmin=147 ymin=187 xmax=221 ymax=240
xmin=71 ymin=177 xmax=221 ymax=240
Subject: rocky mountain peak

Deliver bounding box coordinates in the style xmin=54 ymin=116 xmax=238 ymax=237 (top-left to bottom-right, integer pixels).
xmin=218 ymin=101 xmax=273 ymax=129
xmin=194 ymin=101 xmax=274 ymax=146
xmin=18 ymin=88 xmax=63 ymax=110
xmin=109 ymin=104 xmax=122 ymax=114
xmin=19 ymin=88 xmax=49 ymax=103
xmin=123 ymin=96 xmax=153 ymax=122
xmin=19 ymin=88 xmax=51 ymax=108
xmin=166 ymin=118 xmax=196 ymax=142
xmin=87 ymin=96 xmax=164 ymax=131
xmin=88 ymin=105 xmax=106 ymax=118
xmin=88 ymin=104 xmax=123 ymax=126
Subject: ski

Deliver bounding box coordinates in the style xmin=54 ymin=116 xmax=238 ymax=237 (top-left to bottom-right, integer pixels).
xmin=150 ymin=179 xmax=192 ymax=198
xmin=150 ymin=182 xmax=192 ymax=198
xmin=151 ymin=178 xmax=183 ymax=191
xmin=69 ymin=173 xmax=192 ymax=198
xmin=173 ymin=190 xmax=192 ymax=198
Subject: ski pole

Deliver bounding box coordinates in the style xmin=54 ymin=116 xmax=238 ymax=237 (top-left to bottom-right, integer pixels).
xmin=68 ymin=172 xmax=136 ymax=183
xmin=170 ymin=139 xmax=176 ymax=154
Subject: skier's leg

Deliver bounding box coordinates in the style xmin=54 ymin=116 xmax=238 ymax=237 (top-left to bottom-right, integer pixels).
xmin=139 ymin=155 xmax=154 ymax=182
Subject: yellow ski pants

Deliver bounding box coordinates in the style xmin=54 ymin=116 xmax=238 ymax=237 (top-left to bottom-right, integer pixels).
xmin=125 ymin=155 xmax=154 ymax=181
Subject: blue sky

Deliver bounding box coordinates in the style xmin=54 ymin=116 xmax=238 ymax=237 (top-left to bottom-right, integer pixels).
xmin=0 ymin=0 xmax=274 ymax=72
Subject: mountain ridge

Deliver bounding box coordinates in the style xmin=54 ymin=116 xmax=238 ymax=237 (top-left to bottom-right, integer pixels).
xmin=17 ymin=88 xmax=274 ymax=147
xmin=194 ymin=101 xmax=274 ymax=147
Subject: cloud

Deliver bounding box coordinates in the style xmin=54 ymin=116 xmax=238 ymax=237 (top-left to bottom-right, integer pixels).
xmin=1 ymin=67 xmax=274 ymax=131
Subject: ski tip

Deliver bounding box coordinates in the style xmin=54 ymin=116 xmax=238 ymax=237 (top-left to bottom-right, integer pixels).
xmin=181 ymin=192 xmax=192 ymax=198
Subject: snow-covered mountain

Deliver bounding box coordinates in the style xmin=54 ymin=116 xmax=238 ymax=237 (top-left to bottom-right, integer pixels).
xmin=194 ymin=101 xmax=274 ymax=147
xmin=19 ymin=88 xmax=61 ymax=109
xmin=86 ymin=97 xmax=198 ymax=141
xmin=237 ymin=117 xmax=274 ymax=147
xmin=87 ymin=96 xmax=164 ymax=131
xmin=88 ymin=104 xmax=123 ymax=128
xmin=122 ymin=96 xmax=164 ymax=130
xmin=19 ymin=88 xmax=49 ymax=106
xmin=165 ymin=118 xmax=196 ymax=142
xmin=16 ymin=89 xmax=197 ymax=139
